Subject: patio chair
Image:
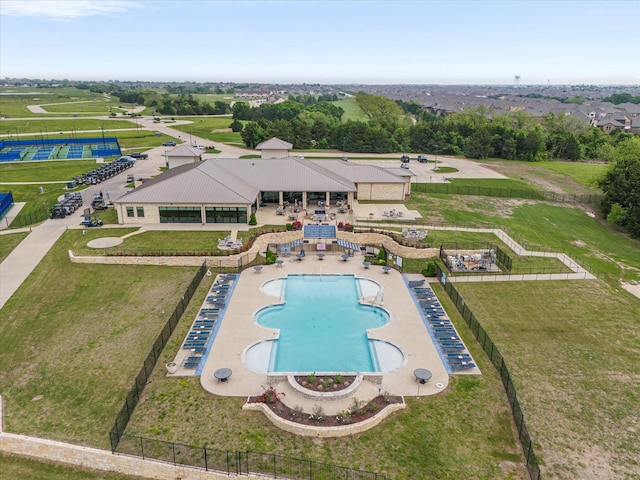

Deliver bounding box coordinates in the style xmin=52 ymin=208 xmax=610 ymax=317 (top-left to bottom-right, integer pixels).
xmin=451 ymin=361 xmax=476 ymax=370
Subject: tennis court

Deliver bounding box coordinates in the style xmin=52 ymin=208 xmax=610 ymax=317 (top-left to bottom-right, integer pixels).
xmin=0 ymin=137 xmax=121 ymax=162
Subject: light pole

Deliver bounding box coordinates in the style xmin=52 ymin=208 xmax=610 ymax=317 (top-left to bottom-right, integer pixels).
xmin=433 ymin=144 xmax=439 ymax=172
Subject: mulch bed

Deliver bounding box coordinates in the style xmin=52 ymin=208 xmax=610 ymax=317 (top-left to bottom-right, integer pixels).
xmin=248 ymin=387 xmax=403 ymax=427
xmin=293 ymin=375 xmax=357 ymax=393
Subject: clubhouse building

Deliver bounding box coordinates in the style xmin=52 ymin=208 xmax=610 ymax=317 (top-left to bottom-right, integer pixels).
xmin=114 ymin=156 xmax=413 ymax=225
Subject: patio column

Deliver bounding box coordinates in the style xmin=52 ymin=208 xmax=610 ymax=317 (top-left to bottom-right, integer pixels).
xmin=347 ymin=192 xmax=354 ymax=207
xmin=278 ymin=191 xmax=284 ymax=206
xmin=302 ymin=192 xmax=307 ymax=210
xmin=325 ymin=192 xmax=330 ymax=207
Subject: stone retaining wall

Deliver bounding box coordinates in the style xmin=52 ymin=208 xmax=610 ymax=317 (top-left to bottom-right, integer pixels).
xmin=242 ymin=398 xmax=406 ymax=438
xmin=69 ymin=231 xmax=438 ymax=266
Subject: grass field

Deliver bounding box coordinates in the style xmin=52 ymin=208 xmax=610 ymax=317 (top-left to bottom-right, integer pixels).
xmin=0 ymin=119 xmax=137 ymax=136
xmin=1 ymin=149 xmax=639 ymax=479
xmin=170 ymin=116 xmax=239 ymax=145
xmin=0 ymin=230 xmax=197 ymax=449
xmin=0 ymin=87 xmax=114 ymax=118
xmin=0 ymin=453 xmax=144 ymax=480
xmin=455 ymin=280 xmax=640 ymax=480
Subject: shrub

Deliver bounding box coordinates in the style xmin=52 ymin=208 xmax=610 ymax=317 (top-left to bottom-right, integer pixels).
xmin=378 ymin=246 xmax=387 ymax=263
xmin=265 ymin=249 xmax=277 ymax=265
xmin=306 ymin=373 xmax=316 ymax=383
xmin=285 ymin=223 xmax=292 ymax=231
xmin=309 ymin=405 xmax=325 ymax=422
xmin=256 ymin=387 xmax=285 ymax=404
xmin=422 ymin=261 xmax=437 ymax=277
xmin=334 ymin=374 xmax=343 ymax=384
xmin=248 ymin=212 xmax=257 ymax=226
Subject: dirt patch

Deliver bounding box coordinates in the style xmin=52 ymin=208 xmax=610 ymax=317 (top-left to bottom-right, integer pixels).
xmin=571 ymin=240 xmax=587 ymax=247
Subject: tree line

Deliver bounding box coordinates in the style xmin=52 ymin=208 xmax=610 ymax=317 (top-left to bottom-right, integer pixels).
xmin=233 ymin=91 xmax=638 ymax=163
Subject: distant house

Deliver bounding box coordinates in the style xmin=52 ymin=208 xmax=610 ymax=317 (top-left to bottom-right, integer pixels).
xmin=597 ymin=118 xmax=625 ymax=133
xmin=255 ymin=137 xmax=293 ymax=159
xmin=164 ymin=145 xmax=204 ymax=169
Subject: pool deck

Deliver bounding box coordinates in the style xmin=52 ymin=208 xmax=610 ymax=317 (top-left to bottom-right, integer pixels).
xmin=196 ymin=254 xmax=462 ymax=412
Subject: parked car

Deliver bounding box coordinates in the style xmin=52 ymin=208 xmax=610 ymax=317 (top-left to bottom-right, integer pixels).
xmin=401 ymin=154 xmax=410 ymax=163
xmin=162 ymin=141 xmax=177 ymax=146
xmin=417 ymin=154 xmax=428 ymax=163
xmin=129 ymin=152 xmax=148 ymax=159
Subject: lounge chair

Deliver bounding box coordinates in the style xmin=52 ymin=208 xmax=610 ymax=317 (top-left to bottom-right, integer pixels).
xmin=183 ymin=361 xmax=200 ymax=369
xmin=437 ymin=335 xmax=460 ymax=342
xmin=408 ymin=279 xmax=426 ymax=288
xmin=441 ymin=345 xmax=466 ymax=352
xmin=451 ymin=361 xmax=476 ymax=370
xmin=446 ymin=353 xmax=472 ymax=360
xmin=183 ymin=342 xmax=206 ymax=349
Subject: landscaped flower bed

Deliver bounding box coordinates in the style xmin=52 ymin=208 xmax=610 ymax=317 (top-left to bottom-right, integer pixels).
xmin=247 ymin=387 xmax=403 ymax=427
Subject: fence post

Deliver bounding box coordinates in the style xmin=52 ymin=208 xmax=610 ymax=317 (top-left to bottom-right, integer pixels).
xmin=140 ymin=436 xmax=145 ymax=460
xmin=204 ymin=447 xmax=208 ymax=471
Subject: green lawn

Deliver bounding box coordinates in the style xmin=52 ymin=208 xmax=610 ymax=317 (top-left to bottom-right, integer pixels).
xmin=0 ymin=119 xmax=137 ymax=136
xmin=535 ymin=160 xmax=608 ymax=187
xmin=332 ymin=97 xmax=366 ymax=122
xmin=0 ymin=230 xmax=198 ymax=450
xmin=0 ymin=87 xmax=109 ymax=118
xmin=0 ymin=231 xmax=28 ymax=263
xmin=170 ymin=116 xmax=237 ymax=144
xmin=0 ymin=159 xmax=99 ymax=182
xmin=0 ymin=453 xmax=141 ymax=480
xmin=455 ymin=280 xmax=640 ymax=480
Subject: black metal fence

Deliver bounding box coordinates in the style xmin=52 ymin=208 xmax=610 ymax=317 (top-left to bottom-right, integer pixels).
xmin=413 ymin=182 xmax=603 ymax=205
xmin=114 ymin=434 xmax=387 ymax=480
xmin=436 ymin=264 xmax=542 ymax=480
xmin=1 ymin=206 xmax=51 ymax=229
xmin=439 ymin=242 xmax=513 ymax=273
xmin=109 ymin=261 xmax=208 ymax=452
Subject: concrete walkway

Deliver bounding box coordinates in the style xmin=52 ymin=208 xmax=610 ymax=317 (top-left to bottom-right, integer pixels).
xmin=0 ymin=220 xmax=68 ymax=309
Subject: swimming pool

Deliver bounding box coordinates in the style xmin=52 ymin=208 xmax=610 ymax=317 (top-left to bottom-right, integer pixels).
xmin=245 ymin=274 xmax=404 ymax=374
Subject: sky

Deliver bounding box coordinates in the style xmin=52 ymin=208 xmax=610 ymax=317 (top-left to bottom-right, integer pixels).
xmin=1 ymin=0 xmax=639 ymax=85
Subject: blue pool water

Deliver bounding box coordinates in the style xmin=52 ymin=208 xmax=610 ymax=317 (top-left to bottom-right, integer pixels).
xmin=255 ymin=274 xmax=390 ymax=373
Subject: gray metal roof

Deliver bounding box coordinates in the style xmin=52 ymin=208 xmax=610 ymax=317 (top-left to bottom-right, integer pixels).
xmin=255 ymin=137 xmax=293 ymax=150
xmin=116 ymin=161 xmax=259 ymax=204
xmin=165 ymin=145 xmax=203 ymax=157
xmin=115 ymin=156 xmax=411 ymax=206
xmin=214 ymin=158 xmax=357 ymax=192
xmin=311 ymin=160 xmax=409 ymax=183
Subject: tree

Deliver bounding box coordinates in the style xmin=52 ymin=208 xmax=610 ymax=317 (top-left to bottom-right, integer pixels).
xmin=229 ymin=119 xmax=243 ymax=132
xmin=232 ymin=101 xmax=252 ymax=120
xmin=355 ymin=91 xmax=403 ymax=130
xmin=599 ymin=157 xmax=640 ymax=238
xmin=240 ymin=122 xmax=268 ymax=149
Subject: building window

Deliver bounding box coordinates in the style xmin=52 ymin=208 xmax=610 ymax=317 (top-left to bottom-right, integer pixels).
xmin=126 ymin=206 xmax=134 ymax=218
xmin=136 ymin=206 xmax=144 ymax=217
xmin=159 ymin=206 xmax=202 ymax=223
xmin=205 ymin=206 xmax=248 ymax=224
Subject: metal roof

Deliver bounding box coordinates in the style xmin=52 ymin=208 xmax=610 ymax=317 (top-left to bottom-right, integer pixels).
xmin=311 ymin=160 xmax=409 ymax=183
xmin=255 ymin=137 xmax=293 ymax=150
xmin=165 ymin=145 xmax=204 ymax=157
xmin=116 ymin=161 xmax=259 ymax=204
xmin=115 ymin=157 xmax=409 ymax=205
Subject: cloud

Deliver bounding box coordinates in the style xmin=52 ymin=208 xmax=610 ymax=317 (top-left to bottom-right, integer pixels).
xmin=0 ymin=0 xmax=143 ymax=19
